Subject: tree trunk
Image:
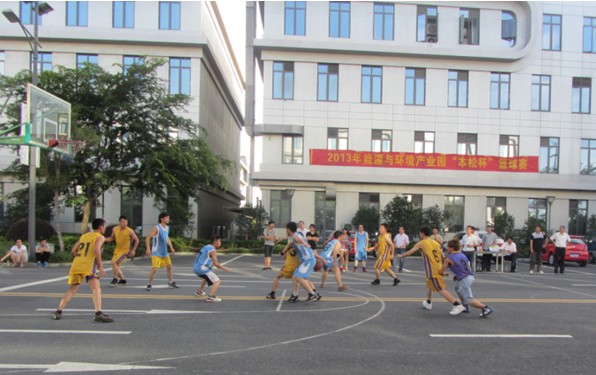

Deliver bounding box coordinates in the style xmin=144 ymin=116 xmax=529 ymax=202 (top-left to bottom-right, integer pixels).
xmin=80 ymin=200 xmax=92 ymax=233
xmin=53 ymin=190 xmax=65 ymax=252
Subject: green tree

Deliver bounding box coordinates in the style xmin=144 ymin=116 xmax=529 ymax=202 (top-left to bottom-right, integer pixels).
xmin=351 ymin=206 xmax=380 ymax=234
xmin=421 ymin=205 xmax=444 ymax=230
xmin=381 ymin=196 xmax=421 ymax=237
xmin=1 ymin=185 xmax=54 ymax=232
xmin=524 ymin=216 xmax=547 ymax=237
xmin=493 ymin=211 xmax=515 ymax=238
xmin=235 ymin=203 xmax=269 ymax=240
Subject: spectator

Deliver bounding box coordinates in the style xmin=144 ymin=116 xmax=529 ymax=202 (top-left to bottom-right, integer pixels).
xmin=297 ymin=221 xmax=309 ymax=238
xmin=306 ymin=224 xmax=319 ymax=253
xmin=339 ymin=228 xmax=351 ymax=272
xmin=1 ymin=239 xmax=28 ymax=268
xmin=35 ymin=239 xmax=52 ymax=267
xmin=501 ymin=236 xmax=517 ymax=272
xmin=393 ymin=226 xmax=410 ymax=273
xmin=261 ymin=221 xmax=277 ymax=271
xmin=550 ymin=225 xmax=571 ymax=274
xmin=430 ymin=227 xmax=443 ymax=246
xmin=480 ymin=225 xmax=498 ymax=272
xmin=529 ymin=225 xmax=546 ymax=274
xmin=461 ymin=226 xmax=481 ymax=269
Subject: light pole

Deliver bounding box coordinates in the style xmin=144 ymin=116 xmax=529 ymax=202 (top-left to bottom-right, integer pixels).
xmin=3 ymin=2 xmax=54 ymax=260
xmin=546 ymin=195 xmax=556 ymax=234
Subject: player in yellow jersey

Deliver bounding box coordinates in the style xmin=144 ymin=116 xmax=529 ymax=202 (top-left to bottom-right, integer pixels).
xmin=368 ymin=223 xmax=400 ymax=286
xmin=265 ymin=236 xmax=301 ymax=299
xmin=52 ymin=218 xmax=113 ymax=323
xmin=397 ymin=226 xmax=466 ymax=316
xmin=105 ymin=215 xmax=139 ymax=286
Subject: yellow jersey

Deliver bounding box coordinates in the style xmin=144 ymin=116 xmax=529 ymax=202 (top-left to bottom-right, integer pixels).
xmin=374 ymin=234 xmax=393 ymax=271
xmin=113 ymin=226 xmax=132 ymax=254
xmin=419 ymin=238 xmax=444 ymax=279
xmin=70 ymin=231 xmax=103 ymax=275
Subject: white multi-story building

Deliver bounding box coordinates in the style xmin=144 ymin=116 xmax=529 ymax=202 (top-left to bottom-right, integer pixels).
xmin=247 ymin=1 xmax=596 ymax=235
xmin=0 ymin=1 xmax=246 ymax=237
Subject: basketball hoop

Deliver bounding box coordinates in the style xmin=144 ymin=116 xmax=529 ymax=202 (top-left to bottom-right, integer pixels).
xmin=47 ymin=139 xmax=85 ymax=157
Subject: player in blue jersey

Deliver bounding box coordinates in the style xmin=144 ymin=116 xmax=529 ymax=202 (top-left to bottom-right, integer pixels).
xmin=286 ymin=221 xmax=321 ymax=303
xmin=353 ymin=224 xmax=369 ymax=272
xmin=320 ymin=231 xmax=349 ymax=291
xmin=193 ymin=236 xmax=230 ymax=302
xmin=439 ymin=239 xmax=494 ymax=318
xmin=145 ymin=212 xmax=178 ymax=291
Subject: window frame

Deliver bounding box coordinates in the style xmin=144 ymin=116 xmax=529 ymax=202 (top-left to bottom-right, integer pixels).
xmin=122 ymin=55 xmax=144 ymax=75
xmin=76 ymin=53 xmax=98 ymax=69
xmin=0 ymin=51 xmax=5 ymax=76
xmin=113 ymin=1 xmax=135 ymax=29
xmin=329 ymin=1 xmax=351 ymax=38
xmin=282 ymin=135 xmax=304 ymax=164
xmin=444 ymin=195 xmax=465 ymax=232
xmin=583 ymin=17 xmax=596 ymax=53
xmin=572 ymin=77 xmax=591 ymax=114
xmin=373 ymin=3 xmax=394 ymax=41
xmin=528 ymin=198 xmax=547 ymax=222
xmin=359 ymin=192 xmax=381 ymax=211
xmin=159 ymin=1 xmax=181 ymax=30
xmin=457 ymin=133 xmax=477 ymax=155
xmin=568 ymin=199 xmax=588 ymax=235
xmin=417 ymin=5 xmax=438 ymax=43
xmin=499 ymin=135 xmax=519 ymax=158
xmin=120 ymin=186 xmax=143 ymax=230
xmin=486 ymin=196 xmax=507 ymax=226
xmin=66 ymin=1 xmax=89 ymax=27
xmin=501 ymin=10 xmax=517 ymax=47
xmin=543 ymin=14 xmax=562 ymax=51
xmin=284 ymin=1 xmax=306 ymax=36
xmin=405 ymin=68 xmax=426 ymax=106
xmin=490 ymin=72 xmax=510 ymax=110
xmin=459 ymin=8 xmax=480 ymax=45
xmin=539 ymin=137 xmax=559 ymax=174
xmin=168 ymin=57 xmax=191 ymax=96
xmin=580 ymin=138 xmax=596 ymax=175
xmin=272 ymin=61 xmax=294 ymax=100
xmin=31 ymin=52 xmax=52 ymax=72
xmin=270 ymin=190 xmax=292 ymax=226
xmin=317 ymin=63 xmax=339 ymax=102
xmin=531 ymin=75 xmax=551 ymax=112
xmin=371 ymin=129 xmax=392 ymax=152
xmin=414 ymin=131 xmax=434 ymax=154
xmin=448 ymin=70 xmax=469 ymax=108
xmin=19 ymin=2 xmax=38 ymax=25
xmin=327 ymin=128 xmax=349 ymax=150
xmin=361 ymin=65 xmax=383 ymax=104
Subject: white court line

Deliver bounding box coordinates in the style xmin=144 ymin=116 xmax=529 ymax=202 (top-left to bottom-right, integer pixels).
xmin=430 ymin=334 xmax=572 ymax=339
xmin=0 ymin=276 xmax=68 ymax=292
xmin=276 ymin=290 xmax=287 ymax=312
xmin=221 ymin=255 xmax=243 ymax=266
xmin=0 ymin=329 xmax=130 ymax=335
xmin=572 ymin=284 xmax=596 ymax=287
xmin=499 ymin=274 xmax=596 ymax=299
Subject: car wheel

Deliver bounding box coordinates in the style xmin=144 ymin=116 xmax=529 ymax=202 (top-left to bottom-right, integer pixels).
xmin=579 ymin=260 xmax=588 ymax=267
xmin=548 ymin=253 xmax=555 ymax=266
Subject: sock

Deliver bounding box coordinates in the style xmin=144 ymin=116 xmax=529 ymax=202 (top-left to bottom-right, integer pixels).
xmin=453 ymin=302 xmax=460 ymax=306
xmin=95 ymin=311 xmax=102 ymax=315
xmin=426 ymin=300 xmax=431 ymax=304
xmin=56 ymin=309 xmax=62 ymax=313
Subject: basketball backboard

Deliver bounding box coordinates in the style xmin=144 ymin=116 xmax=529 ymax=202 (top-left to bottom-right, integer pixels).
xmin=26 ymin=84 xmax=72 ymax=155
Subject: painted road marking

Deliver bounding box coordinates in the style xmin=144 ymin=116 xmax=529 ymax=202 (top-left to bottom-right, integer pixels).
xmin=221 ymin=255 xmax=244 ymax=265
xmin=276 ymin=290 xmax=287 ymax=312
xmin=0 ymin=276 xmax=68 ymax=292
xmin=572 ymin=284 xmax=596 ymax=287
xmin=430 ymin=334 xmax=573 ymax=339
xmin=0 ymin=329 xmax=131 ymax=335
xmin=36 ymin=308 xmax=215 ymax=315
xmin=0 ymin=362 xmax=171 ymax=372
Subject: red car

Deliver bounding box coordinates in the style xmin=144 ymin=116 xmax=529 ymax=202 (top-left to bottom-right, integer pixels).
xmin=543 ymin=236 xmax=589 ymax=267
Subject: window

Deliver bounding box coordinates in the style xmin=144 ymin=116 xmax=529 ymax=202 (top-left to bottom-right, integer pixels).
xmin=531 ymin=75 xmax=551 ymax=112
xmin=371 ymin=130 xmax=392 ymax=152
xmin=417 ymin=5 xmax=438 ymax=43
xmin=583 ymin=17 xmax=596 ymax=53
xmin=66 ymin=1 xmax=88 ymax=27
xmin=404 ymin=194 xmax=423 ymax=208
xmin=121 ymin=187 xmax=143 ymax=230
xmin=159 ymin=1 xmax=181 ymax=30
xmin=528 ymin=198 xmax=547 ymax=221
xmin=327 ymin=128 xmax=348 ymax=150
xmin=405 ymin=68 xmax=425 ymax=105
xmin=448 ymin=70 xmax=468 ymax=107
xmin=20 ymin=2 xmax=40 ymax=25
xmin=572 ymin=77 xmax=591 ymax=114
xmin=123 ymin=55 xmax=144 ymax=75
xmin=502 ymin=11 xmax=516 ymax=47
xmin=359 ymin=193 xmax=380 ymax=212
xmin=374 ymin=3 xmax=394 ymax=40
xmin=317 ymin=63 xmax=338 ymax=101
xmin=580 ymin=139 xmax=596 ymax=175
xmin=285 ymin=1 xmax=306 ymax=36
xmin=499 ymin=135 xmax=519 ymax=158
xmin=329 ymin=2 xmax=350 ymax=38
xmin=490 ymin=72 xmax=510 ymax=110
xmin=361 ymin=66 xmax=382 ymax=103
xmin=543 ymin=14 xmax=561 ymax=51
xmin=270 ymin=190 xmax=292 ymax=226
xmin=31 ymin=52 xmax=52 ymax=72
xmin=457 ymin=133 xmax=477 ymax=155
xmin=315 ymin=191 xmax=336 ymax=233
xmin=486 ymin=197 xmax=506 ymax=226
xmin=0 ymin=51 xmax=5 ymax=75
xmin=169 ymin=57 xmax=191 ymax=95
xmin=569 ymin=200 xmax=588 ymax=235
xmin=113 ymin=1 xmax=135 ymax=28
xmin=444 ymin=195 xmax=464 ymax=232
xmin=76 ymin=54 xmax=98 ymax=68
xmin=282 ymin=135 xmax=303 ymax=164
xmin=414 ymin=131 xmax=434 ymax=153
xmin=273 ymin=62 xmax=294 ymax=100
xmin=459 ymin=8 xmax=479 ymax=45
xmin=540 ymin=137 xmax=559 ymax=174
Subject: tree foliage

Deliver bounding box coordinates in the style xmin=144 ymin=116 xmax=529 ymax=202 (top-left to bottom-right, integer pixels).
xmin=351 ymin=206 xmax=380 ymax=234
xmin=524 ymin=216 xmax=547 ymax=237
xmin=381 ymin=196 xmax=421 ymax=237
xmin=493 ymin=211 xmax=515 ymax=238
xmin=234 ymin=203 xmax=269 ymax=240
xmin=421 ymin=205 xmax=444 ymax=231
xmin=1 ymin=185 xmax=54 ymax=233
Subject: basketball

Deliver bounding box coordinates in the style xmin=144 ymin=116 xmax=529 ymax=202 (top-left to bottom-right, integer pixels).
xmin=314 ymin=258 xmax=324 ymax=272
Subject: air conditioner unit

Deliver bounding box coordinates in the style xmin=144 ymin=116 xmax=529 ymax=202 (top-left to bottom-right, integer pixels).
xmin=426 ymin=22 xmax=438 ymax=37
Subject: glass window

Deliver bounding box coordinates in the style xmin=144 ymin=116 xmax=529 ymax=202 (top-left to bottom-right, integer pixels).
xmin=285 ymin=1 xmax=306 ymax=36
xmin=580 ymin=139 xmax=596 ymax=175
xmin=123 ymin=55 xmax=144 ymax=75
xmin=359 ymin=193 xmax=380 ymax=211
xmin=583 ymin=17 xmax=596 ymax=53
xmin=569 ymin=200 xmax=588 ymax=235
xmin=113 ymin=1 xmax=135 ymax=28
xmin=405 ymin=68 xmax=425 ymax=105
xmin=272 ymin=62 xmax=294 ymax=100
xmin=531 ymin=75 xmax=551 ymax=112
xmin=327 ymin=128 xmax=348 ymax=150
xmin=459 ymin=8 xmax=479 ymax=45
xmin=270 ymin=190 xmax=292 ymax=225
xmin=282 ymin=135 xmax=303 ymax=164
xmin=373 ymin=3 xmax=394 ymax=41
xmin=329 ymin=2 xmax=351 ymax=38
xmin=169 ymin=57 xmax=191 ymax=95
xmin=417 ymin=5 xmax=438 ymax=43
xmin=20 ymin=2 xmax=39 ymax=25
xmin=361 ymin=66 xmax=382 ymax=104
xmin=499 ymin=135 xmax=519 ymax=158
xmin=371 ymin=129 xmax=392 ymax=152
xmin=490 ymin=72 xmax=510 ymax=110
xmin=317 ymin=63 xmax=338 ymax=101
xmin=543 ymin=14 xmax=561 ymax=51
xmin=572 ymin=77 xmax=591 ymax=114
xmin=0 ymin=51 xmax=5 ymax=75
xmin=76 ymin=53 xmax=98 ymax=68
xmin=502 ymin=11 xmax=517 ymax=47
xmin=444 ymin=195 xmax=465 ymax=232
xmin=457 ymin=133 xmax=477 ymax=155
xmin=121 ymin=187 xmax=143 ymax=230
xmin=486 ymin=197 xmax=506 ymax=226
xmin=159 ymin=1 xmax=181 ymax=30
xmin=414 ymin=131 xmax=434 ymax=153
xmin=448 ymin=70 xmax=468 ymax=108
xmin=315 ymin=191 xmax=336 ymax=233
xmin=528 ymin=198 xmax=547 ymax=221
xmin=539 ymin=137 xmax=559 ymax=174
xmin=31 ymin=52 xmax=52 ymax=72
xmin=66 ymin=1 xmax=88 ymax=27
xmin=404 ymin=194 xmax=423 ymax=208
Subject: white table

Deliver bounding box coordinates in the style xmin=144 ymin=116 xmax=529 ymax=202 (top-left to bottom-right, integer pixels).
xmin=477 ymin=250 xmax=510 ymax=272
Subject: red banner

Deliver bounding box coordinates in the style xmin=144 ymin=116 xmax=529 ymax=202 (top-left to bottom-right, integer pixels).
xmin=309 ymin=149 xmax=539 ymax=173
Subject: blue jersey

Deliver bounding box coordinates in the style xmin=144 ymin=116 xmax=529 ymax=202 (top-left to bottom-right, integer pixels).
xmin=151 ymin=224 xmax=169 ymax=258
xmin=321 ymin=239 xmax=338 ymax=260
xmin=356 ymin=231 xmax=368 ymax=251
xmin=193 ymin=244 xmax=215 ymax=275
xmin=292 ymin=234 xmax=314 ymax=262
xmin=447 ymin=252 xmax=474 ymax=281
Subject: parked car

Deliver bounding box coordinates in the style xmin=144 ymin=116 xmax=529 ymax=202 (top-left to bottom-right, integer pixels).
xmin=543 ymin=236 xmax=589 ymax=267
xmin=584 ymin=231 xmax=596 ymax=264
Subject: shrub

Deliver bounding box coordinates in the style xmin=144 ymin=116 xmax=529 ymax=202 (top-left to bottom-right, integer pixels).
xmin=351 ymin=206 xmax=380 ymax=234
xmin=6 ymin=218 xmax=56 ymax=242
xmin=49 ymin=250 xmax=74 ymax=263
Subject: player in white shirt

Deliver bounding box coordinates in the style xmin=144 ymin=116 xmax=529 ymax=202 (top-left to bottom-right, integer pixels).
xmin=550 ymin=225 xmax=571 ymax=274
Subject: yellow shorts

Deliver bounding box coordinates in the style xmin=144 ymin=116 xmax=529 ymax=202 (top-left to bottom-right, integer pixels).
xmin=374 ymin=258 xmax=393 ymax=272
xmin=426 ymin=277 xmax=446 ymax=292
xmin=279 ymin=264 xmax=298 ymax=279
xmin=112 ymin=250 xmax=129 ymax=265
xmin=68 ymin=272 xmax=98 ymax=285
xmin=151 ymin=255 xmax=172 ymax=269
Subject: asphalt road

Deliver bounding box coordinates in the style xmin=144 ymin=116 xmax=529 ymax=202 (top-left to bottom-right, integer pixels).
xmin=0 ymin=254 xmax=595 ymax=375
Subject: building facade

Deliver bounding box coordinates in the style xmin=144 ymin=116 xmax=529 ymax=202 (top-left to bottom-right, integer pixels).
xmin=0 ymin=1 xmax=246 ymax=237
xmin=247 ymin=1 xmax=596 ymax=236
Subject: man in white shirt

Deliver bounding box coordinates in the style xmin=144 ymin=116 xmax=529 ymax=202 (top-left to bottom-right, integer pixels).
xmin=501 ymin=236 xmax=517 ymax=272
xmin=461 ymin=226 xmax=481 ymax=271
xmin=1 ymin=239 xmax=28 ymax=268
xmin=393 ymin=227 xmax=410 ymax=273
xmin=297 ymin=221 xmax=309 ymax=239
xmin=550 ymin=225 xmax=571 ymax=274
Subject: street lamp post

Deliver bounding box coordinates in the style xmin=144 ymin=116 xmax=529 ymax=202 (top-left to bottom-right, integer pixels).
xmin=546 ymin=196 xmax=556 ymax=234
xmin=3 ymin=2 xmax=54 ymax=260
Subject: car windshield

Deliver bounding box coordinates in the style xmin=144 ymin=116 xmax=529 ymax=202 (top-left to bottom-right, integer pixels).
xmin=570 ymin=239 xmax=585 ymax=245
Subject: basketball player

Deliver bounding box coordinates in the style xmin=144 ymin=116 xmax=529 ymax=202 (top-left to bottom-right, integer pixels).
xmin=368 ymin=223 xmax=400 ymax=286
xmin=286 ymin=221 xmax=321 ymax=303
xmin=266 ymin=234 xmax=300 ymax=300
xmin=105 ymin=215 xmax=139 ymax=286
xmin=145 ymin=212 xmax=178 ymax=291
xmin=193 ymin=236 xmax=229 ymax=302
xmin=320 ymin=231 xmax=349 ymax=291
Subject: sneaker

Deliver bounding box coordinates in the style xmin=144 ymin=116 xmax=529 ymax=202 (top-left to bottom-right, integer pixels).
xmin=206 ymin=296 xmax=222 ymax=303
xmin=51 ymin=311 xmax=62 ymax=320
xmin=422 ymin=301 xmax=432 ymax=311
xmin=306 ymin=293 xmax=318 ymax=302
xmin=481 ymin=306 xmax=494 ymax=318
xmin=529 ymin=270 xmax=534 ymax=274
xmin=362 ymin=267 xmax=367 ymax=272
xmin=338 ymin=285 xmax=349 ymax=291
xmin=93 ymin=312 xmax=114 ymax=323
xmin=195 ymin=290 xmax=206 ymax=297
xmin=288 ymin=295 xmax=300 ymax=303
xmin=168 ymin=281 xmax=179 ymax=288
xmin=110 ymin=278 xmax=118 ymax=286
xmin=539 ymin=270 xmax=544 ymax=274
xmin=393 ymin=278 xmax=401 ymax=286
xmin=146 ymin=284 xmax=152 ymax=292
xmin=353 ymin=267 xmax=357 ymax=272
xmin=371 ymin=279 xmax=380 ymax=285
xmin=261 ymin=267 xmax=268 ymax=271
xmin=315 ymin=292 xmax=322 ymax=301
xmin=43 ymin=261 xmax=48 ymax=267
xmin=463 ymin=305 xmax=470 ymax=313
xmin=266 ymin=292 xmax=276 ymax=300
xmin=36 ymin=261 xmax=41 ymax=268
xmin=449 ymin=304 xmax=466 ymax=316
xmin=117 ymin=279 xmax=127 ymax=285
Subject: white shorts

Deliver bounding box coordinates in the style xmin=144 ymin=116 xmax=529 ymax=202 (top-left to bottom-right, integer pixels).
xmin=197 ymin=271 xmax=220 ymax=286
xmin=13 ymin=251 xmax=28 ymax=261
